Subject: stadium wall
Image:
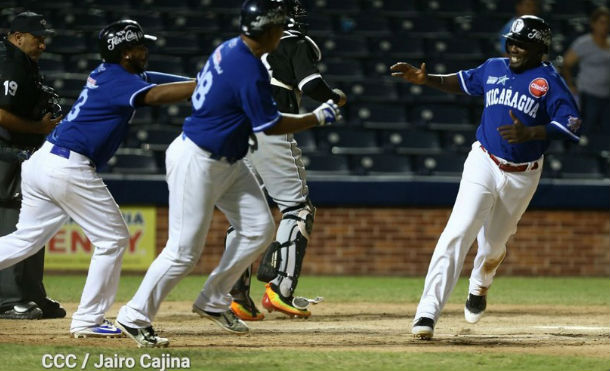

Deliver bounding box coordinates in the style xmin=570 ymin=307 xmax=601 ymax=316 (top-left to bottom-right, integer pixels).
xmin=155 ymin=207 xmax=610 ymax=277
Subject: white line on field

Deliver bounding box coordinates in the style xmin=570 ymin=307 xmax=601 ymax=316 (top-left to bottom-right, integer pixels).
xmin=532 ymin=326 xmax=609 ymax=331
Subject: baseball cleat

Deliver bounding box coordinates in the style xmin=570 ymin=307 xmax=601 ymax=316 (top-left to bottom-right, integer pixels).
xmin=412 ymin=317 xmax=435 ymax=340
xmin=261 ymin=283 xmax=311 ymax=318
xmin=115 ymin=321 xmax=169 ymax=348
xmin=0 ymin=301 xmax=43 ymax=320
xmin=192 ymin=305 xmax=249 ymax=335
xmin=464 ymin=293 xmax=487 ymax=324
xmin=231 ymin=298 xmax=264 ymax=321
xmin=72 ymin=319 xmax=124 ymax=338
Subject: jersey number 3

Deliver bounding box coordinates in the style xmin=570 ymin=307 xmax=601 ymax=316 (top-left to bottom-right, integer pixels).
xmin=192 ymin=62 xmax=213 ymax=110
xmin=67 ymin=89 xmax=89 ymax=121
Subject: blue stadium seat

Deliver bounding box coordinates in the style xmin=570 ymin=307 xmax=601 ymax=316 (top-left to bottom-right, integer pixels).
xmin=135 ymin=125 xmax=182 ymax=151
xmin=68 ymin=54 xmax=102 ymax=73
xmin=306 ymin=14 xmax=334 ymax=35
xmin=62 ymin=9 xmax=108 ymax=32
xmin=390 ymin=16 xmax=449 ymax=37
xmin=302 ymin=154 xmax=350 ymax=174
xmin=45 ymin=33 xmax=89 ymax=54
xmin=293 ymin=131 xmax=317 ymax=154
xmin=381 ymin=129 xmax=441 ymax=155
xmin=167 ymin=13 xmax=219 ymax=33
xmin=456 ymin=15 xmax=507 ymax=38
xmin=346 ymin=15 xmax=391 ymax=36
xmin=48 ymin=73 xmax=87 ymax=99
xmin=202 ymin=0 xmax=242 ymax=14
xmin=152 ymin=33 xmax=201 ymax=55
xmin=130 ymin=106 xmax=157 ymax=126
xmin=38 ymin=53 xmax=66 ymax=73
xmin=349 ymin=103 xmax=408 ymax=129
xmin=147 ymin=55 xmax=186 ymax=76
xmin=320 ymin=36 xmax=369 ymax=58
xmin=315 ymin=127 xmax=382 ymax=155
xmin=398 ymin=84 xmax=455 ymax=104
xmin=312 ymin=0 xmax=361 ymax=14
xmin=415 ymin=153 xmax=466 ymax=176
xmin=411 ymin=104 xmax=472 ymax=128
xmin=548 ymin=0 xmax=588 ymax=17
xmin=425 ymin=38 xmax=484 ymax=60
xmin=551 ymin=154 xmax=604 ymax=179
xmin=185 ymin=55 xmax=209 ymax=76
xmin=348 ymin=80 xmax=399 ymax=103
xmin=318 ymin=59 xmax=364 ymax=82
xmin=132 ymin=13 xmax=165 ymax=31
xmin=134 ymin=0 xmax=192 ymax=11
xmin=158 ymin=103 xmax=192 ymax=126
xmin=350 ymin=154 xmax=413 ymax=175
xmin=439 ymin=128 xmax=477 ymax=153
xmin=419 ymin=0 xmax=476 ymax=15
xmin=82 ymin=0 xmax=134 ymax=11
xmin=108 ymin=149 xmax=160 ymax=174
xmin=364 ymin=0 xmax=419 ymax=16
xmin=367 ymin=36 xmax=425 ymax=59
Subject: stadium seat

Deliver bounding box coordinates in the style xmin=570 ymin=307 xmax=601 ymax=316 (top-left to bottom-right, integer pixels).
xmin=349 ymin=154 xmax=413 ymax=175
xmin=45 ymin=33 xmax=89 ymax=55
xmin=398 ymin=84 xmax=454 ymax=104
xmin=135 ymin=125 xmax=182 ymax=151
xmin=48 ymin=73 xmax=88 ymax=99
xmin=425 ymin=37 xmax=484 ymax=60
xmin=167 ymin=13 xmax=219 ymax=33
xmin=381 ymin=129 xmax=441 ymax=155
xmin=349 ymin=80 xmax=399 ymax=103
xmin=411 ymin=104 xmax=472 ymax=128
xmin=367 ymin=36 xmax=425 ymax=59
xmin=131 ymin=12 xmax=166 ymax=31
xmin=313 ymin=0 xmax=361 ymax=14
xmin=320 ymin=36 xmax=369 ymax=58
xmin=302 ymin=154 xmax=350 ymax=174
xmin=108 ymin=149 xmax=160 ymax=174
xmin=68 ymin=53 xmax=102 ymax=73
xmin=346 ymin=15 xmax=391 ymax=36
xmin=415 ymin=153 xmax=466 ymax=176
xmin=349 ymin=102 xmax=408 ymax=129
xmin=147 ymin=55 xmax=186 ymax=76
xmin=364 ymin=0 xmax=419 ymax=16
xmin=419 ymin=0 xmax=476 ymax=15
xmin=315 ymin=127 xmax=381 ymax=155
xmin=318 ymin=59 xmax=364 ymax=82
xmin=158 ymin=103 xmax=192 ymax=125
xmin=389 ymin=16 xmax=450 ymax=37
xmin=439 ymin=128 xmax=477 ymax=153
xmin=152 ymin=33 xmax=201 ymax=55
xmin=38 ymin=53 xmax=66 ymax=74
xmin=548 ymin=154 xmax=604 ymax=179
xmin=293 ymin=131 xmax=317 ymax=154
xmin=306 ymin=14 xmax=334 ymax=36
xmin=130 ymin=106 xmax=157 ymax=126
xmin=61 ymin=9 xmax=108 ymax=32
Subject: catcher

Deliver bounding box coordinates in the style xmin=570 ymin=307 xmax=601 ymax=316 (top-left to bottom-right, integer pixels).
xmin=228 ymin=0 xmax=347 ymax=320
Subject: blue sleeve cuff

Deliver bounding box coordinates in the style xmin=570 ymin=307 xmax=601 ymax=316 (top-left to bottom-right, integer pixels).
xmin=142 ymin=71 xmax=193 ymax=84
xmin=546 ymin=121 xmax=580 ymax=142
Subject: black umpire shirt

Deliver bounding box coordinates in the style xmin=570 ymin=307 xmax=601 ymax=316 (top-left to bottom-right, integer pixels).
xmin=0 ymin=38 xmax=45 ymax=148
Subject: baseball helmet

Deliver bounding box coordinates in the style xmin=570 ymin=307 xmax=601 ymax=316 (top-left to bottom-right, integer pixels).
xmin=284 ymin=0 xmax=307 ymax=32
xmin=503 ymin=15 xmax=551 ymax=53
xmin=98 ymin=20 xmax=157 ymax=63
xmin=240 ymin=0 xmax=287 ymax=38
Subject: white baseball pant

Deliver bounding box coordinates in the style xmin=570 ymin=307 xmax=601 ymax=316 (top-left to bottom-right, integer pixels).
xmin=117 ymin=134 xmax=275 ymax=328
xmin=0 ymin=141 xmax=129 ymax=332
xmin=415 ymin=141 xmax=542 ymax=322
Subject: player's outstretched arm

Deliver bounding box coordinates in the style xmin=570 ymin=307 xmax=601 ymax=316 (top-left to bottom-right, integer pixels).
xmin=0 ymin=109 xmax=62 ymax=134
xmin=264 ymin=100 xmax=342 ymax=135
xmin=390 ymin=62 xmax=463 ymax=94
xmin=135 ymin=80 xmax=196 ymax=106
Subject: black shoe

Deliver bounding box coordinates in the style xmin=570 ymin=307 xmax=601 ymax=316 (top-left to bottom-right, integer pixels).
xmin=40 ymin=298 xmax=67 ymax=319
xmin=115 ymin=321 xmax=169 ymax=348
xmin=464 ymin=293 xmax=487 ymax=324
xmin=411 ymin=317 xmax=435 ymax=340
xmin=0 ymin=301 xmax=43 ymax=320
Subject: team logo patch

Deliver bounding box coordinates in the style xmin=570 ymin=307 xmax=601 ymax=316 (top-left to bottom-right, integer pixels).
xmin=528 ymin=78 xmax=549 ymax=98
xmin=567 ymin=116 xmax=582 ymax=133
xmin=511 ymin=19 xmax=524 ymax=33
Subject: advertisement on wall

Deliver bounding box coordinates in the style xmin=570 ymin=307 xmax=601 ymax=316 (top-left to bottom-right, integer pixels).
xmin=44 ymin=206 xmax=156 ymax=270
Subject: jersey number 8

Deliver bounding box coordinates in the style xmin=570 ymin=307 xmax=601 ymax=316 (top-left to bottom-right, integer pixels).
xmin=192 ymin=62 xmax=213 ymax=110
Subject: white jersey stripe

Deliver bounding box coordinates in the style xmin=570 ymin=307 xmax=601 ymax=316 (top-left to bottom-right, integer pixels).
xmin=458 ymin=71 xmax=471 ymax=95
xmin=129 ymin=84 xmax=156 ymax=108
xmin=298 ymin=73 xmax=322 ymax=91
xmin=252 ymin=113 xmax=281 ymax=132
xmin=550 ymin=121 xmax=580 ymax=141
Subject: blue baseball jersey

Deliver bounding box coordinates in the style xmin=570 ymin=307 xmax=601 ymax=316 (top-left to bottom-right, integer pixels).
xmin=458 ymin=58 xmax=581 ymax=163
xmin=183 ymin=37 xmax=281 ymax=160
xmin=48 ymin=63 xmax=155 ymax=167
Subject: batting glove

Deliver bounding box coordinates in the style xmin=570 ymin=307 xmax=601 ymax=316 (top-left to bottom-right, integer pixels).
xmin=313 ymin=100 xmax=342 ymax=126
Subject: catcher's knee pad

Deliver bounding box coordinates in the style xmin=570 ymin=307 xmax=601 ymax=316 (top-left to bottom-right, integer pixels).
xmin=256 ymin=201 xmax=315 ymax=297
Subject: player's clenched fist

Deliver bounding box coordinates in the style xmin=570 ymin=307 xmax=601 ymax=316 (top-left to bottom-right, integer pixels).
xmin=313 ymin=99 xmax=342 ymax=126
xmin=390 ymin=62 xmax=428 ymax=85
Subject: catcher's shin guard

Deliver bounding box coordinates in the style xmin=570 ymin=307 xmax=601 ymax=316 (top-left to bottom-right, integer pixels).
xmin=226 ymin=226 xmax=264 ymax=321
xmin=257 ymin=201 xmax=314 ymax=299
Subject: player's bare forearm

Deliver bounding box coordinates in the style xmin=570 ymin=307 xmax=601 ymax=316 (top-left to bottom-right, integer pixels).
xmin=390 ymin=62 xmax=463 ymax=94
xmin=264 ymin=113 xmax=318 ymax=135
xmin=138 ymin=80 xmax=196 ymax=106
xmin=0 ymin=108 xmax=59 ymax=134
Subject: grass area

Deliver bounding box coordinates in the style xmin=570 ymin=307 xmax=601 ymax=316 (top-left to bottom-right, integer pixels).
xmin=2 ymin=276 xmax=607 ymax=371
xmin=0 ymin=344 xmax=608 ymax=371
xmin=43 ymin=275 xmax=610 ymax=306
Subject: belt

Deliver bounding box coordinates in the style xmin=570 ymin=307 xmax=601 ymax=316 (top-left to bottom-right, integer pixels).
xmin=480 ymin=145 xmax=539 ymax=172
xmin=50 ymin=144 xmax=95 ymax=167
xmin=181 ymin=133 xmax=239 ymax=164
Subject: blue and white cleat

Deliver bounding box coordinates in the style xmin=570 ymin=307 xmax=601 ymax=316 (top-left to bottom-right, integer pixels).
xmin=72 ymin=319 xmax=124 ymax=338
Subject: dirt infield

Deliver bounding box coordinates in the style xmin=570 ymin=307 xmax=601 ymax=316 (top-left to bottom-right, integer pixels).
xmin=1 ymin=302 xmax=608 ymax=357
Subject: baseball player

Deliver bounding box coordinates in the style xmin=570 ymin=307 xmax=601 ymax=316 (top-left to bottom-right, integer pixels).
xmin=391 ymin=16 xmax=581 ymax=340
xmin=228 ymin=0 xmax=347 ymax=321
xmin=0 ymin=19 xmax=195 ymax=337
xmin=115 ymin=0 xmax=342 ymax=348
xmin=0 ymin=11 xmax=65 ymax=320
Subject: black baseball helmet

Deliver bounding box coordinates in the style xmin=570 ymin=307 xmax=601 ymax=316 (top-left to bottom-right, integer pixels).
xmin=98 ymin=20 xmax=157 ymax=63
xmin=284 ymin=0 xmax=307 ymax=32
xmin=503 ymin=15 xmax=551 ymax=53
xmin=240 ymin=0 xmax=287 ymax=38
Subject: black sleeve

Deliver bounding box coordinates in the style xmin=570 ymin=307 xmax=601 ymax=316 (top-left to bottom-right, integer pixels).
xmin=292 ymin=38 xmax=321 ymax=89
xmin=301 ymin=77 xmax=341 ymax=103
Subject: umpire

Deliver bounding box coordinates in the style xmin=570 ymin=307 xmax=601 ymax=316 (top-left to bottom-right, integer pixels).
xmin=0 ymin=11 xmax=64 ymax=319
